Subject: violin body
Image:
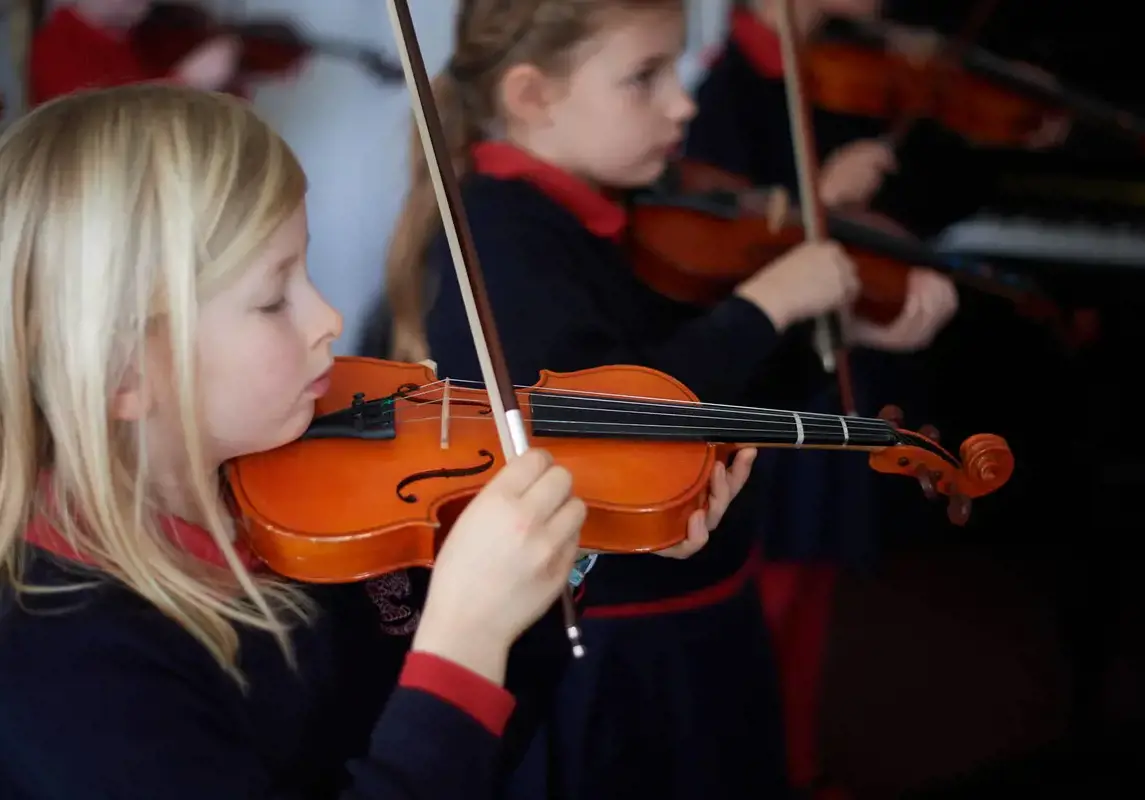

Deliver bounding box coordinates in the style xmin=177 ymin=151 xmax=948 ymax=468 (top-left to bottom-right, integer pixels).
xmin=630 ymin=194 xmax=907 ymax=324
xmin=228 ymin=358 xmax=714 ymax=581
xmin=228 ymin=357 xmax=1012 ymax=583
xmin=629 ymin=158 xmax=1097 ymax=348
xmin=806 ymin=42 xmax=1051 ymax=148
xmin=631 ymin=158 xmax=910 ymax=323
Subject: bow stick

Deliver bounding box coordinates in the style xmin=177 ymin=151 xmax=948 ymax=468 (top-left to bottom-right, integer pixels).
xmin=776 ymin=0 xmax=857 ymax=416
xmin=383 ymin=0 xmax=585 ymax=658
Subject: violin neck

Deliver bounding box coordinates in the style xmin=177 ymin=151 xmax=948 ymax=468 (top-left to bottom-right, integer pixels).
xmin=527 ymin=392 xmax=897 ymax=450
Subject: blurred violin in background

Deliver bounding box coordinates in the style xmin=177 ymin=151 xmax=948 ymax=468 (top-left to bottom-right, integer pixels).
xmin=625 ymin=158 xmax=1100 ymax=351
xmin=808 ymin=0 xmax=1145 ymax=150
xmin=131 ymin=1 xmax=403 ymax=88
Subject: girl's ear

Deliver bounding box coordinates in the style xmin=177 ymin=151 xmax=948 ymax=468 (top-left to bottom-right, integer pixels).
xmin=110 ymin=354 xmax=158 ymax=422
xmin=110 ymin=367 xmax=153 ymax=422
xmin=497 ymin=62 xmax=564 ymax=128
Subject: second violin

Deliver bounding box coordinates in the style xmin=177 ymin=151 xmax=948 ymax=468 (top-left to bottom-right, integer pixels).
xmin=626 ymin=158 xmax=1097 ymax=350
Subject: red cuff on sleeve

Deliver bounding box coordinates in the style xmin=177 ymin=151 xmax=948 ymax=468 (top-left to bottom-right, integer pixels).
xmin=399 ymin=651 xmax=516 ymax=736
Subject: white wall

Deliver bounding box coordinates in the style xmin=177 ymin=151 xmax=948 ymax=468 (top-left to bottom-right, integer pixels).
xmin=237 ymin=0 xmax=458 ymax=354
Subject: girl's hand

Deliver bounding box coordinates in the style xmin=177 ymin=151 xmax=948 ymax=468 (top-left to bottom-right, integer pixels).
xmin=414 ymin=449 xmax=585 ymax=683
xmin=850 ymin=268 xmax=958 ymax=352
xmin=174 ymin=35 xmax=241 ymax=91
xmin=819 ymin=139 xmax=897 ymax=208
xmin=656 ymin=449 xmax=758 ymax=560
xmin=736 ymin=241 xmax=860 ymax=331
xmin=884 ymin=25 xmax=943 ymax=66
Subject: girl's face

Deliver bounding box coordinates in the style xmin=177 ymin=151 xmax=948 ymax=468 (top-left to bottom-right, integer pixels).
xmin=190 ymin=202 xmax=343 ymax=466
xmin=512 ymin=7 xmax=696 ymax=188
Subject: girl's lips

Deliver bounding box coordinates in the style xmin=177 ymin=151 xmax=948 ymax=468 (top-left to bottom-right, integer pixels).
xmin=307 ymin=367 xmax=333 ymax=396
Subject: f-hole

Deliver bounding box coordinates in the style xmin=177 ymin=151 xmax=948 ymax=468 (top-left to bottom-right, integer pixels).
xmin=395 ymin=449 xmax=497 ymax=503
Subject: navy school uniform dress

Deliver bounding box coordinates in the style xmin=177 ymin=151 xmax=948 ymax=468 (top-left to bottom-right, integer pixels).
xmin=0 ymin=507 xmax=576 ymax=799
xmin=682 ymin=9 xmax=944 ymax=562
xmin=421 ymin=140 xmax=790 ymax=800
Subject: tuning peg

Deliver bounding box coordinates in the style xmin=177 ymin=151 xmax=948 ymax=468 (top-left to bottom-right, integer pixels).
xmin=878 ymin=404 xmax=905 ymax=427
xmin=919 ymin=424 xmax=940 ymax=442
xmin=947 ymin=493 xmax=972 ymax=525
xmin=914 ymin=464 xmax=938 ymax=499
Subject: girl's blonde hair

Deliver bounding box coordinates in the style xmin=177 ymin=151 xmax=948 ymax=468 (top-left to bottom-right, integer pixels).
xmin=385 ymin=0 xmax=681 ymax=363
xmin=0 ymin=84 xmax=310 ymax=682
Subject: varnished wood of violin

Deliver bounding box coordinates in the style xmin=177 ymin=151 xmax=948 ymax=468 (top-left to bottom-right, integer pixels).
xmin=629 ymin=187 xmax=908 ymax=324
xmin=806 ymin=41 xmax=1052 ymax=148
xmin=131 ymin=2 xmax=402 ymax=87
xmin=627 ymin=159 xmax=1099 ymax=349
xmin=227 ymin=357 xmax=1014 ymax=583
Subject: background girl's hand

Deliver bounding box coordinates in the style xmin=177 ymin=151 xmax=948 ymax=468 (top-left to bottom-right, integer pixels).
xmin=656 ymin=449 xmax=757 ymax=560
xmin=819 ymin=139 xmax=897 ymax=208
xmin=850 ymin=268 xmax=958 ymax=352
xmin=174 ymin=35 xmax=241 ymax=90
xmin=736 ymin=241 xmax=860 ymax=331
xmin=413 ymin=449 xmax=586 ymax=683
xmin=884 ymin=25 xmax=943 ymax=66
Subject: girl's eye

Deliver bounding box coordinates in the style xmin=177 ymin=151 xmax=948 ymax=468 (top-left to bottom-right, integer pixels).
xmin=632 ymin=68 xmax=656 ymax=86
xmin=258 ymin=298 xmax=288 ymax=314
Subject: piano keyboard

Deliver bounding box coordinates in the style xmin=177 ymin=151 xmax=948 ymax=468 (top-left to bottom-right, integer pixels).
xmin=934 ymin=215 xmax=1145 ymax=268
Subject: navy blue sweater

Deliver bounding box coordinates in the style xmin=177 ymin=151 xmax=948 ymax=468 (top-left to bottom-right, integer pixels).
xmin=423 ymin=142 xmax=781 ymax=606
xmin=0 ymin=521 xmax=571 ymax=798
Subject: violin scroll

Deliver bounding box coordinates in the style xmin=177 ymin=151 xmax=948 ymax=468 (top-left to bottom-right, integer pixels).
xmin=868 ymin=404 xmax=1015 ymax=526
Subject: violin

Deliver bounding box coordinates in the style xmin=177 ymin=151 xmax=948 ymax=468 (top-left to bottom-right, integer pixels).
xmin=804 ymin=29 xmax=1145 ymax=148
xmin=626 ymin=158 xmax=1098 ymax=350
xmin=131 ymin=2 xmax=402 ymax=88
xmin=226 ymin=356 xmax=1014 ymax=583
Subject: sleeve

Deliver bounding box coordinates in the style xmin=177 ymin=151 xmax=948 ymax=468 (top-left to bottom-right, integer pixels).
xmin=494 ymin=600 xmax=576 ymax=777
xmin=0 ymin=625 xmax=513 ymax=800
xmin=424 ymin=206 xmax=780 ymax=404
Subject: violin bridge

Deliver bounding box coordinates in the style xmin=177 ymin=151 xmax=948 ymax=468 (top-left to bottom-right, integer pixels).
xmin=440 ymin=379 xmax=451 ymax=449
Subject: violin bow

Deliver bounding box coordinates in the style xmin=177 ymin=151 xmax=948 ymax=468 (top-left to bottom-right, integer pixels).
xmin=382 ymin=0 xmax=586 ymax=658
xmin=775 ymin=0 xmax=857 ymax=416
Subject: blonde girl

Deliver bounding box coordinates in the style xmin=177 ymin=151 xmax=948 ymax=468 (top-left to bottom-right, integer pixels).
xmin=0 ymin=83 xmax=590 ymax=800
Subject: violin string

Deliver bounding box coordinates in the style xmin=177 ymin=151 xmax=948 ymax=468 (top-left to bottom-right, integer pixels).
xmin=385 ymin=411 xmax=891 ymax=442
xmin=393 ymin=400 xmax=887 ymax=432
xmin=378 ymin=378 xmax=896 ymax=430
xmin=385 ymin=386 xmax=893 ymax=432
xmin=389 ymin=395 xmax=891 ymax=434
xmin=362 ymin=382 xmax=897 ymax=439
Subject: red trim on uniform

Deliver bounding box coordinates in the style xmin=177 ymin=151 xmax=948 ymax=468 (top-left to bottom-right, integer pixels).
xmin=730 ymin=8 xmax=786 ymax=79
xmin=400 ymin=651 xmax=516 ymax=736
xmin=757 ymin=562 xmax=840 ymax=791
xmin=470 ymin=141 xmax=627 ymax=241
xmin=23 ymin=475 xmax=261 ymax=572
xmin=582 ymin=548 xmax=762 ymax=619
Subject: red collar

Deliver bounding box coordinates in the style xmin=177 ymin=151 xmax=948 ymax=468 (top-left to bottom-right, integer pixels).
xmin=470 ymin=141 xmax=627 ymax=241
xmin=24 ymin=477 xmax=260 ymax=572
xmin=730 ymin=8 xmax=785 ymax=79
